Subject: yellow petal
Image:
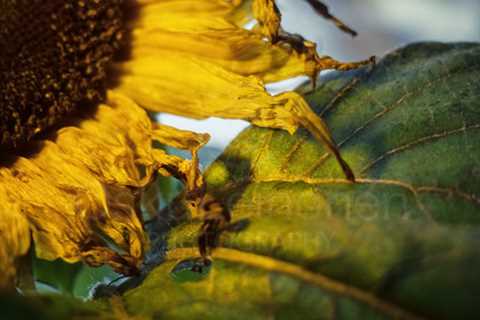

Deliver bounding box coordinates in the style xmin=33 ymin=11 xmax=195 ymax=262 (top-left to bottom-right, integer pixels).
xmin=112 ymin=52 xmax=354 ymax=179
xmin=0 ymin=203 xmax=30 ymax=288
xmin=252 ymin=0 xmax=281 ymax=41
xmin=126 ymin=0 xmax=309 ymax=83
xmin=129 ymin=0 xmax=244 ymax=32
xmin=0 ymin=92 xmax=209 ymax=283
xmin=127 ymin=0 xmax=373 ymax=85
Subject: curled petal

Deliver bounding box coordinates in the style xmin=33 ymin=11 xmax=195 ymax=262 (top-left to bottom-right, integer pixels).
xmin=0 ymin=92 xmax=210 ymax=283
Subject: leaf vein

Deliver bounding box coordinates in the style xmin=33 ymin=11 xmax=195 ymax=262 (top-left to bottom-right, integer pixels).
xmin=251 ymin=131 xmax=274 ymax=176
xmin=305 ymin=68 xmax=459 ymax=177
xmin=167 ymin=247 xmax=427 ymax=320
xmin=361 ymin=124 xmax=480 ymax=173
xmin=251 ymin=176 xmax=480 ymax=208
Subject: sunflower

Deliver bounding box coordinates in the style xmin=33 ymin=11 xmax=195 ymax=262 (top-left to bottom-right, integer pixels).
xmin=0 ymin=0 xmax=373 ymax=288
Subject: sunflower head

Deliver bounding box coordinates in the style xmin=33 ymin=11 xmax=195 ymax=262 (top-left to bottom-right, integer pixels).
xmin=0 ymin=0 xmax=124 ymax=149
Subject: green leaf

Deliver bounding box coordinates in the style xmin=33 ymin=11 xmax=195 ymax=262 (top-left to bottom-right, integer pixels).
xmin=0 ymin=293 xmax=111 ymax=320
xmin=122 ymin=42 xmax=480 ymax=319
xmin=33 ymin=259 xmax=82 ymax=295
xmin=71 ymin=265 xmax=119 ymax=298
xmin=33 ymin=258 xmax=119 ymax=299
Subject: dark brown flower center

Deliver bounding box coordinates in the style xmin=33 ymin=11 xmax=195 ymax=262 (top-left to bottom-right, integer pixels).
xmin=0 ymin=0 xmax=124 ymax=149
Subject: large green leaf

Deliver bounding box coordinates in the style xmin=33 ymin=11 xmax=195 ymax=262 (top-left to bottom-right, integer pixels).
xmin=122 ymin=42 xmax=480 ymax=319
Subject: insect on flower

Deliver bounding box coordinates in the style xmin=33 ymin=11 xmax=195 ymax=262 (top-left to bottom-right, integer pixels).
xmin=0 ymin=0 xmax=374 ymax=286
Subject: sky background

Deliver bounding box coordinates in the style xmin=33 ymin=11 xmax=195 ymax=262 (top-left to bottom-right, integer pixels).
xmin=160 ymin=0 xmax=480 ymax=150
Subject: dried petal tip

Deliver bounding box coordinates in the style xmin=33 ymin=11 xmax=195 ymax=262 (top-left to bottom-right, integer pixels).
xmin=305 ymin=0 xmax=358 ymax=37
xmin=0 ymin=0 xmax=124 ymax=149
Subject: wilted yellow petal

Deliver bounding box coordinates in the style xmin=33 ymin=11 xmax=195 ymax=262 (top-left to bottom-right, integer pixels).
xmin=128 ymin=0 xmax=242 ymax=32
xmin=0 ymin=204 xmax=30 ymax=288
xmin=127 ymin=0 xmax=372 ymax=85
xmin=152 ymin=123 xmax=209 ymax=194
xmin=252 ymin=0 xmax=281 ymax=41
xmin=0 ymin=92 xmax=210 ymax=284
xmin=113 ymin=50 xmax=355 ymax=179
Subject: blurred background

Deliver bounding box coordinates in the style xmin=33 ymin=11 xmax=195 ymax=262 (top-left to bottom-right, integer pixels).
xmin=160 ymin=0 xmax=480 ymax=161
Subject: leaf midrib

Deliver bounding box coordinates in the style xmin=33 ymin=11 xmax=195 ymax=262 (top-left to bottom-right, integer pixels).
xmin=166 ymin=247 xmax=427 ymax=320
